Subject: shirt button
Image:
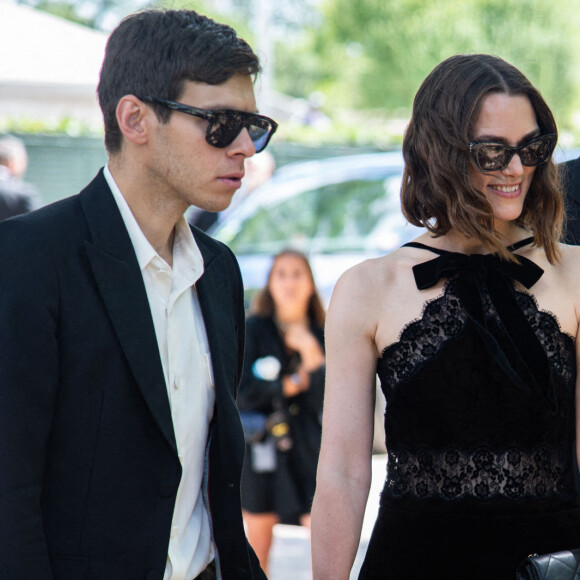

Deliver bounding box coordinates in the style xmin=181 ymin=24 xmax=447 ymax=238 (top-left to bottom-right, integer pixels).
xmin=170 ymin=526 xmax=179 ymax=538
xmin=173 ymin=378 xmax=180 ymax=390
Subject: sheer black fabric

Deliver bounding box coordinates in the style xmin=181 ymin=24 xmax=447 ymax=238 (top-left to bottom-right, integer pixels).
xmin=359 ymin=241 xmax=580 ymax=580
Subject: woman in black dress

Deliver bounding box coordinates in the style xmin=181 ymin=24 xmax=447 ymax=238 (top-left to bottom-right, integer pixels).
xmin=238 ymin=249 xmax=326 ymax=575
xmin=311 ymin=54 xmax=580 ymax=579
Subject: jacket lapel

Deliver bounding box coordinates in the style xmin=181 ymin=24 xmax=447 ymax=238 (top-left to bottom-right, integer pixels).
xmin=195 ymin=234 xmax=238 ymax=408
xmin=79 ymin=171 xmax=177 ymax=454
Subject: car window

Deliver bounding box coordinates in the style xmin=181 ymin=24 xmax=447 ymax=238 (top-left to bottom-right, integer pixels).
xmin=217 ymin=173 xmax=405 ymax=255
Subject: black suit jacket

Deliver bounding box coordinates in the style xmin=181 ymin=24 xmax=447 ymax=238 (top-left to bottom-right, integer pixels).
xmin=0 ymin=170 xmax=265 ymax=580
xmin=561 ymin=156 xmax=580 ymax=245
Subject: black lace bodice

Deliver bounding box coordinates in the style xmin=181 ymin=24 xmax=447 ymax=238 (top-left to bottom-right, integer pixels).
xmin=377 ymin=243 xmax=577 ymax=506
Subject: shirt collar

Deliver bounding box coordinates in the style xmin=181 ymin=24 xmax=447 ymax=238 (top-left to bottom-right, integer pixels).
xmin=104 ymin=165 xmax=204 ymax=285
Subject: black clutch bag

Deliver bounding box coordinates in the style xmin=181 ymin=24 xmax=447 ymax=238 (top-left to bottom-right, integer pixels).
xmin=516 ymin=549 xmax=580 ymax=579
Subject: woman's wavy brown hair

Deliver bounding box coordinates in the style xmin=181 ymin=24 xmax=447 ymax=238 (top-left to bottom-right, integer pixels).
xmin=251 ymin=249 xmax=326 ymax=327
xmin=401 ymin=54 xmax=563 ymax=263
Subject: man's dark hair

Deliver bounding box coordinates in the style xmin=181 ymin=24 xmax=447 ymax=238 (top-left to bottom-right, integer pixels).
xmin=97 ymin=9 xmax=261 ymax=154
xmin=401 ymin=54 xmax=562 ymax=263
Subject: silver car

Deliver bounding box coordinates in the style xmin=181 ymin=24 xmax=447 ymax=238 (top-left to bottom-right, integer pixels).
xmin=209 ymin=151 xmax=424 ymax=305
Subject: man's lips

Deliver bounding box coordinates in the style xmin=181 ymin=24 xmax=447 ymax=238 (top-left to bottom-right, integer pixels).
xmin=218 ymin=172 xmax=244 ymax=187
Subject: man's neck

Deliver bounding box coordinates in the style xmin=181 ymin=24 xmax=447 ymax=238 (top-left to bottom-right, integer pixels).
xmin=108 ymin=161 xmax=185 ymax=266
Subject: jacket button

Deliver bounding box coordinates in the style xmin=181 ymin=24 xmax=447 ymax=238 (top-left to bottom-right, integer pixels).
xmin=158 ymin=482 xmax=177 ymax=497
xmin=146 ymin=571 xmax=162 ymax=580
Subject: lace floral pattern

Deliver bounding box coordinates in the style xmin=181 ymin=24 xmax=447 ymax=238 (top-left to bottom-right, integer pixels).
xmin=378 ymin=278 xmax=575 ymax=391
xmin=514 ymin=291 xmax=575 ymax=385
xmin=385 ymin=445 xmax=573 ymax=501
xmin=378 ymin=280 xmax=467 ymax=387
xmin=378 ymin=273 xmax=577 ymax=503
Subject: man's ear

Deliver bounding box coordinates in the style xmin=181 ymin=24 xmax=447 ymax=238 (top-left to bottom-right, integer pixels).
xmin=115 ymin=95 xmax=151 ymax=146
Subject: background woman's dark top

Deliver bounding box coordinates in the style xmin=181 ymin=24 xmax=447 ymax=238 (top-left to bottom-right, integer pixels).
xmin=238 ymin=315 xmax=325 ymax=525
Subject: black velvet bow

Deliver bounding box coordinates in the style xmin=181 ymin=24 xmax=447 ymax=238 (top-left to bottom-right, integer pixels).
xmin=412 ymin=251 xmax=543 ymax=292
xmin=408 ymin=242 xmax=557 ymax=410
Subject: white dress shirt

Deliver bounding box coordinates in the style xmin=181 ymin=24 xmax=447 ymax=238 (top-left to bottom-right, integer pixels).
xmin=105 ymin=167 xmax=216 ymax=580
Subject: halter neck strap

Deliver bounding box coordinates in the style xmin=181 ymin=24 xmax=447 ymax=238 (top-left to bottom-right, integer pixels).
xmin=402 ymin=236 xmax=535 ymax=256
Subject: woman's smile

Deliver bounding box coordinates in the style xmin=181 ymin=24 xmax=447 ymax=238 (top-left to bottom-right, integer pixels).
xmin=487 ymin=181 xmax=522 ymax=198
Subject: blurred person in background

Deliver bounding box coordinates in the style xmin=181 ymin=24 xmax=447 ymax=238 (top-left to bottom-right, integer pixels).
xmin=237 ymin=249 xmax=326 ymax=574
xmin=0 ymin=135 xmax=40 ymax=220
xmin=561 ymin=155 xmax=580 ymax=244
xmin=312 ymin=54 xmax=580 ymax=579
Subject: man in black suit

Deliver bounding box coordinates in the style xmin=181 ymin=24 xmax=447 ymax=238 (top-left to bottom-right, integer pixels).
xmin=0 ymin=135 xmax=40 ymax=220
xmin=562 ymin=155 xmax=580 ymax=244
xmin=0 ymin=9 xmax=277 ymax=580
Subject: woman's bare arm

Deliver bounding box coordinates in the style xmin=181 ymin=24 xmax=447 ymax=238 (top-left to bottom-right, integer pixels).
xmin=311 ymin=264 xmax=380 ymax=579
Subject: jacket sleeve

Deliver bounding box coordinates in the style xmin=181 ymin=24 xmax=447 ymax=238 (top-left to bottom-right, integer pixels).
xmin=222 ymin=243 xmax=246 ymax=397
xmin=0 ymin=219 xmax=59 ymax=579
xmin=208 ymin=243 xmax=267 ymax=579
xmin=561 ymin=157 xmax=580 ymax=245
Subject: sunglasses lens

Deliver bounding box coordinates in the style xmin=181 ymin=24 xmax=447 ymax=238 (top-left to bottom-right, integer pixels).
xmin=519 ymin=135 xmax=555 ymax=166
xmin=205 ymin=111 xmax=274 ymax=152
xmin=248 ymin=123 xmax=272 ymax=153
xmin=205 ymin=112 xmax=244 ymax=148
xmin=472 ymin=134 xmax=556 ymax=171
xmin=475 ymin=144 xmax=511 ymax=171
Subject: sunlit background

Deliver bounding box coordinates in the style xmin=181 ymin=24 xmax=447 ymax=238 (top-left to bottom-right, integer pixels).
xmin=2 ymin=0 xmax=580 ymax=203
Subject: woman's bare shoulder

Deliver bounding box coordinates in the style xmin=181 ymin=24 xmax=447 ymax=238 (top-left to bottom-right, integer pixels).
xmin=551 ymin=244 xmax=580 ymax=296
xmin=556 ymin=241 xmax=580 ymax=266
xmin=515 ymin=242 xmax=580 ymax=336
xmin=328 ymin=242 xmax=441 ymax=350
xmin=332 ymin=246 xmax=420 ymax=301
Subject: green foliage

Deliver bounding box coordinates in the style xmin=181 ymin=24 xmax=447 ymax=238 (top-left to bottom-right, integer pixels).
xmin=17 ymin=0 xmax=580 ymax=143
xmin=0 ymin=116 xmax=101 ymax=136
xmin=275 ymin=0 xmax=580 ymax=135
xmin=275 ymin=116 xmax=405 ymax=149
xmin=30 ymin=0 xmax=94 ymax=26
xmin=150 ymin=0 xmax=255 ymax=42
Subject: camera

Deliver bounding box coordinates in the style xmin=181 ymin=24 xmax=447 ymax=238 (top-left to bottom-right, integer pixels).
xmin=267 ymin=410 xmax=293 ymax=451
